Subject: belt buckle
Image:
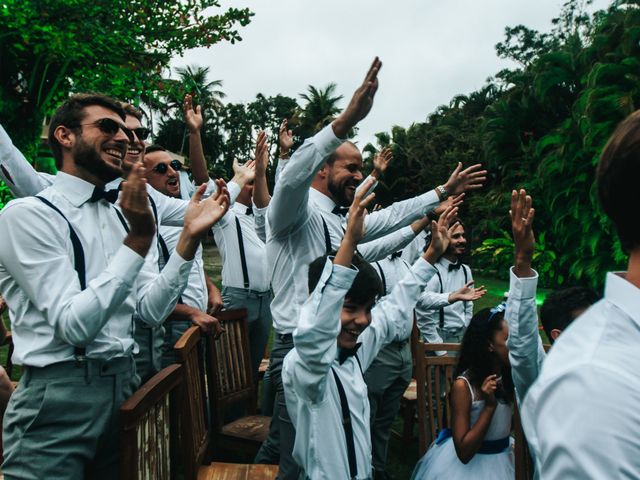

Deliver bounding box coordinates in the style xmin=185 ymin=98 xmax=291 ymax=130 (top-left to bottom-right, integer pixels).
xmin=74 ymin=354 xmax=87 ymax=366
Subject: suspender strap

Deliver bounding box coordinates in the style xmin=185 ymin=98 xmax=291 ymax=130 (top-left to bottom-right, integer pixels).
xmin=235 ymin=216 xmax=250 ymax=289
xmin=331 ymin=368 xmax=358 ymax=479
xmin=435 ymin=270 xmax=446 ymax=329
xmin=321 ymin=217 xmax=332 ymax=255
xmin=113 ymin=207 xmax=129 ymax=233
xmin=374 ymin=262 xmax=387 ymax=295
xmin=157 ymin=234 xmax=171 ymax=265
xmin=35 ymin=196 xmax=87 ymax=358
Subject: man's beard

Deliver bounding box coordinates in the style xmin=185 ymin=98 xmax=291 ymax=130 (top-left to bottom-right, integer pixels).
xmin=328 ymin=175 xmax=357 ymax=207
xmin=74 ymin=138 xmax=122 ymax=182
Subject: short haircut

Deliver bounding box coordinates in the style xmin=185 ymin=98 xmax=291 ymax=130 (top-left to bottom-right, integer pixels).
xmin=120 ymin=103 xmax=144 ymax=121
xmin=597 ymin=110 xmax=640 ymax=251
xmin=540 ymin=286 xmax=600 ymax=343
xmin=308 ymin=252 xmax=383 ymax=306
xmin=144 ymin=144 xmax=167 ymax=155
xmin=48 ymin=93 xmax=125 ymax=167
xmin=327 ymin=141 xmax=358 ymax=166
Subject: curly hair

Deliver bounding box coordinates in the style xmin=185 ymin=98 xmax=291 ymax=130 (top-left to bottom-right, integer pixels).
xmin=454 ymin=307 xmax=514 ymax=403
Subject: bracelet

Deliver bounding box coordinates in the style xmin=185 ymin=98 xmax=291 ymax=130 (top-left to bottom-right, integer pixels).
xmin=279 ymin=152 xmax=290 ymax=159
xmin=436 ymin=185 xmax=449 ymax=200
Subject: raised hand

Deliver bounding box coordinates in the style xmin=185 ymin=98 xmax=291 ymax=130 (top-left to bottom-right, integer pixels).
xmin=372 ymin=146 xmax=393 ymax=178
xmin=333 ymin=57 xmax=382 ymax=138
xmin=232 ymin=158 xmax=256 ymax=187
xmin=183 ymin=94 xmax=203 ymax=133
xmin=254 ymin=131 xmax=269 ymax=178
xmin=120 ymin=163 xmax=156 ymax=256
xmin=334 ymin=177 xmax=376 ymax=267
xmin=434 ymin=193 xmax=465 ymax=216
xmin=424 ymin=206 xmax=459 ymax=263
xmin=511 ymin=189 xmax=535 ymax=277
xmin=450 ymin=281 xmax=488 ymax=303
xmin=183 ymin=179 xmax=230 ymax=239
xmin=442 ymin=163 xmax=487 ymax=196
xmin=278 ymin=119 xmax=293 ymax=156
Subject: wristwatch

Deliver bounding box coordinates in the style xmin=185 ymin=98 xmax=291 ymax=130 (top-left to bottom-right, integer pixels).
xmin=436 ymin=185 xmax=449 ymax=200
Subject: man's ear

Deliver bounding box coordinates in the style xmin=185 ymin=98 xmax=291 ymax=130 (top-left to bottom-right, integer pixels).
xmin=550 ymin=329 xmax=562 ymax=341
xmin=53 ymin=125 xmax=76 ymax=151
xmin=317 ymin=163 xmax=329 ymax=180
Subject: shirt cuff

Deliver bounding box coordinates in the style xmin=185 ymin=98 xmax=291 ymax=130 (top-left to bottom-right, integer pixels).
xmin=315 ymin=124 xmax=345 ymax=159
xmin=227 ymin=181 xmax=241 ymax=204
xmin=413 ymin=256 xmax=438 ymax=281
xmin=420 ymin=190 xmax=440 ymax=214
xmin=509 ymin=267 xmax=539 ymax=299
xmin=109 ymin=245 xmax=147 ymax=286
xmin=162 ymin=250 xmax=194 ymax=287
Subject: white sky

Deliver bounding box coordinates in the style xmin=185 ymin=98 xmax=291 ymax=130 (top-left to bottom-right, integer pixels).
xmin=172 ymin=0 xmax=612 ymax=147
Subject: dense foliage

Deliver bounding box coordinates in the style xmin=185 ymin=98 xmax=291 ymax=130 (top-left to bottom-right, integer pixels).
xmin=363 ymin=0 xmax=638 ymax=289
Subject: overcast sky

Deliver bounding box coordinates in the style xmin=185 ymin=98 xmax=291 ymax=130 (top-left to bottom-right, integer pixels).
xmin=172 ymin=0 xmax=611 ymax=147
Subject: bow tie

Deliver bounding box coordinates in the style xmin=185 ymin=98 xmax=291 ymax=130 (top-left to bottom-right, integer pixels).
xmin=422 ymin=231 xmax=432 ymax=253
xmin=89 ymin=187 xmax=119 ymax=204
xmin=332 ymin=205 xmax=349 ymax=217
xmin=338 ymin=343 xmax=362 ymax=365
xmin=448 ymin=261 xmax=463 ymax=272
xmin=245 ymin=206 xmax=253 ymax=216
xmin=390 ymin=251 xmax=403 ymax=259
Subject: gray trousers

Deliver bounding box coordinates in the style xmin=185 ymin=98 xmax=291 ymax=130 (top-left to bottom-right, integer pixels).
xmin=254 ymin=333 xmax=301 ymax=479
xmin=364 ymin=340 xmax=412 ymax=473
xmin=133 ymin=314 xmax=165 ymax=384
xmin=221 ymin=286 xmax=272 ymax=383
xmin=2 ymin=357 xmax=136 ymax=480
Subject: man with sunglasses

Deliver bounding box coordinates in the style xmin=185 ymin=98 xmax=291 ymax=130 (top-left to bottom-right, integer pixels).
xmin=0 ymin=93 xmax=231 ymax=480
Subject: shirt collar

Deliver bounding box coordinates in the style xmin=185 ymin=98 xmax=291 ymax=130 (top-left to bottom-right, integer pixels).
xmin=309 ymin=188 xmax=337 ymax=213
xmin=52 ymin=172 xmax=99 ymax=207
xmin=604 ymin=272 xmax=640 ymax=326
xmin=232 ymin=201 xmax=251 ymax=215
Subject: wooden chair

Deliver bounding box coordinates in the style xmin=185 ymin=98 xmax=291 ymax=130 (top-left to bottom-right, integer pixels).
xmin=174 ymin=326 xmax=278 ymax=480
xmin=204 ymin=309 xmax=271 ymax=458
xmin=415 ymin=341 xmax=461 ymax=456
xmin=120 ymin=364 xmax=183 ymax=480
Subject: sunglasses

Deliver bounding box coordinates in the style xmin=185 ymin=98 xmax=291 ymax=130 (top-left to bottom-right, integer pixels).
xmin=152 ymin=159 xmax=182 ymax=174
xmin=131 ymin=127 xmax=151 ymax=141
xmin=77 ymin=118 xmax=134 ymax=143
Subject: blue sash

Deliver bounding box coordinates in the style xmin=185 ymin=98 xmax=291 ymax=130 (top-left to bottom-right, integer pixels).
xmin=435 ymin=428 xmax=510 ymax=454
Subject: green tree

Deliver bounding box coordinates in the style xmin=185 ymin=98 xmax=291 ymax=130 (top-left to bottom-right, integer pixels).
xmin=296 ymin=83 xmax=343 ymax=138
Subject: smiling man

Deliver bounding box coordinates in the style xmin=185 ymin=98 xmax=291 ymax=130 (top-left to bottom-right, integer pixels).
xmin=414 ymin=220 xmax=487 ymax=352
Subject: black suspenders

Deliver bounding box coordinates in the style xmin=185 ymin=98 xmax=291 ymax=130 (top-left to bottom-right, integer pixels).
xmin=436 ymin=265 xmax=469 ymax=329
xmin=374 ymin=262 xmax=387 ymax=295
xmin=331 ymin=364 xmax=362 ymax=480
xmin=234 ymin=216 xmax=250 ymax=289
xmin=35 ymin=196 xmax=88 ymax=359
xmin=321 ymin=217 xmax=332 ymax=255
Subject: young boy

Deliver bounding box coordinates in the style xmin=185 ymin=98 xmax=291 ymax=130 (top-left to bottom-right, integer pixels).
xmin=282 ymin=181 xmax=457 ymax=479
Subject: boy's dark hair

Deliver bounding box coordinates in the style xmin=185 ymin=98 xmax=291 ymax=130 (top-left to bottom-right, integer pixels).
xmin=145 ymin=144 xmax=167 ymax=155
xmin=308 ymin=252 xmax=383 ymax=305
xmin=540 ymin=286 xmax=599 ymax=344
xmin=120 ymin=102 xmax=143 ymax=121
xmin=455 ymin=307 xmax=514 ymax=403
xmin=48 ymin=93 xmax=126 ymax=167
xmin=597 ymin=110 xmax=640 ymax=251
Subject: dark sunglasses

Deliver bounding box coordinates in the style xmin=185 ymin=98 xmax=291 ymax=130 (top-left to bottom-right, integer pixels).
xmin=77 ymin=118 xmax=134 ymax=143
xmin=152 ymin=159 xmax=182 ymax=174
xmin=131 ymin=127 xmax=151 ymax=141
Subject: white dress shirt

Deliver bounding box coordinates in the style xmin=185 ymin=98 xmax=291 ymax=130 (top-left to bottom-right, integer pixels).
xmin=505 ymin=267 xmax=545 ymax=405
xmin=402 ymin=229 xmax=430 ymax=264
xmin=373 ymin=254 xmax=412 ymax=297
xmin=521 ymin=272 xmax=640 ymax=478
xmin=282 ymin=256 xmax=437 ymax=479
xmin=213 ymin=201 xmax=269 ymax=292
xmin=267 ymin=124 xmax=439 ymax=334
xmin=415 ymin=257 xmax=473 ymax=342
xmin=0 ymin=172 xmax=193 ymax=367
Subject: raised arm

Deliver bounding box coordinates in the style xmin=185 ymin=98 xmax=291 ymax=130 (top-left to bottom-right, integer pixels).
xmin=505 ymin=189 xmax=544 ymax=404
xmin=268 ymin=58 xmax=383 ymax=237
xmin=183 ymin=94 xmax=209 ymax=186
xmin=0 ymin=123 xmax=54 ymax=197
xmin=252 ymin=131 xmax=270 ymax=208
xmin=273 ymin=118 xmax=293 ymax=185
xmin=358 ymin=215 xmax=431 ymax=262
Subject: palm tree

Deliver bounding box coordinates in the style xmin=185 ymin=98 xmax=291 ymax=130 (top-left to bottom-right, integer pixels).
xmin=174 ymin=64 xmax=226 ymax=115
xmin=297 ymin=83 xmax=343 ymax=136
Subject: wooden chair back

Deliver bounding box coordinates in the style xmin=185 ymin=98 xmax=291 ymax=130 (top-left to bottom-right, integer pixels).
xmin=415 ymin=341 xmax=461 ymax=456
xmin=205 ymin=308 xmax=256 ymax=431
xmin=120 ymin=364 xmax=183 ymax=480
xmin=174 ymin=326 xmax=210 ymax=478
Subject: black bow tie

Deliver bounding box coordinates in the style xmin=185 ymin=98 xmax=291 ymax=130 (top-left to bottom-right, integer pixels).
xmin=448 ymin=261 xmax=462 ymax=272
xmin=422 ymin=231 xmax=432 ymax=253
xmin=338 ymin=343 xmax=362 ymax=365
xmin=332 ymin=205 xmax=349 ymax=217
xmin=89 ymin=187 xmax=119 ymax=204
xmin=390 ymin=251 xmax=403 ymax=259
xmin=246 ymin=207 xmax=253 ymax=216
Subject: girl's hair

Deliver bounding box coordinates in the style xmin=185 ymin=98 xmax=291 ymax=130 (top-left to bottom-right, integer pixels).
xmin=454 ymin=306 xmax=514 ymax=403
